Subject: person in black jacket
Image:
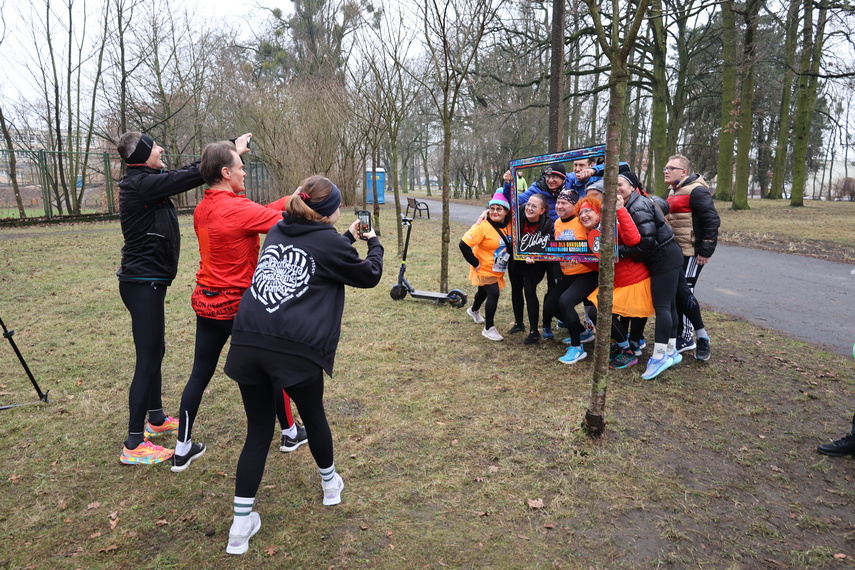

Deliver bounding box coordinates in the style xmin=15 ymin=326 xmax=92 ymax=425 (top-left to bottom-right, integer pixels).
xmin=616 ymin=171 xmax=684 ymax=380
xmin=221 ymin=175 xmax=383 ymax=555
xmin=664 ymin=154 xmax=720 ymax=361
xmin=115 ymin=131 xmax=250 ymax=465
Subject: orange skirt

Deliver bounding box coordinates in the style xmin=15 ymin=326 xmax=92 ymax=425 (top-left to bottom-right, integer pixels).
xmin=469 ymin=269 xmax=505 ymax=289
xmin=588 ymin=277 xmax=654 ymax=318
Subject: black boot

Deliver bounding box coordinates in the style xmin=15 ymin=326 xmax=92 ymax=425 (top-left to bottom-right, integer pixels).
xmin=817 ymin=433 xmax=855 ymax=457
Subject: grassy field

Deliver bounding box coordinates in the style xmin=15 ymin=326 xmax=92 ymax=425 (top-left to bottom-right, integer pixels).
xmin=1 ymin=209 xmax=854 ymax=568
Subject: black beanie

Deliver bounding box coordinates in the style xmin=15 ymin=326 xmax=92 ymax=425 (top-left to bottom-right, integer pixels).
xmin=543 ymin=163 xmax=567 ymax=180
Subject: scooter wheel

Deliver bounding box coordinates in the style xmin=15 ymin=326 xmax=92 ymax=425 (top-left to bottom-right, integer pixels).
xmin=447 ymin=289 xmax=467 ymax=308
xmin=390 ymin=284 xmax=407 ymax=301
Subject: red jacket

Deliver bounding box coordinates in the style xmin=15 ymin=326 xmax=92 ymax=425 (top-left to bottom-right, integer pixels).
xmin=585 ymin=207 xmax=649 ymax=287
xmin=194 ymin=189 xmax=289 ymax=289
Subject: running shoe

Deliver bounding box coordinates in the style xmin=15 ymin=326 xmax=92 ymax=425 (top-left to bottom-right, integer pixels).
xmin=676 ymin=336 xmax=696 ymax=353
xmin=579 ymin=329 xmax=595 ymax=344
xmin=668 ymin=351 xmax=683 ymax=366
xmin=695 ymin=337 xmax=711 ymax=361
xmin=541 ymin=326 xmax=554 ymax=339
xmin=558 ymin=345 xmax=587 ymax=365
xmin=466 ymin=307 xmax=485 ymax=324
xmin=170 ymin=442 xmax=206 ymax=472
xmin=322 ymin=473 xmax=344 ymax=506
xmin=817 ymin=433 xmax=855 ymax=457
xmin=481 ymin=326 xmax=504 ymax=341
xmin=609 ymin=349 xmax=638 ymax=370
xmin=641 ymin=354 xmax=674 ymax=380
xmin=120 ymin=441 xmax=174 ymax=465
xmin=280 ymin=426 xmax=308 ymax=452
xmin=524 ymin=330 xmax=540 ymax=345
xmin=508 ymin=324 xmax=526 ymax=335
xmin=144 ymin=416 xmax=179 ymax=438
xmin=226 ymin=512 xmax=261 ymax=555
xmin=629 ymin=339 xmax=645 ymax=356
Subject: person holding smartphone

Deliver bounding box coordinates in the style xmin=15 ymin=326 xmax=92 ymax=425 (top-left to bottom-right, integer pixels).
xmin=222 ymin=176 xmax=383 ymax=555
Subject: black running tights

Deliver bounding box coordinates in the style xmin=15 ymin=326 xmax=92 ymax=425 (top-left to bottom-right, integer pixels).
xmin=235 ymin=375 xmax=332 ymax=498
xmin=471 ymin=282 xmax=500 ymax=329
xmin=120 ymin=281 xmax=167 ymax=444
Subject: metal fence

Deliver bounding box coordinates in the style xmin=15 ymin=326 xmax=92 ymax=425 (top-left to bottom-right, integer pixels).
xmin=0 ymin=149 xmax=278 ymax=222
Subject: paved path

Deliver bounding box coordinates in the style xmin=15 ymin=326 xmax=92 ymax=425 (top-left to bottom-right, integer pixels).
xmin=402 ymin=196 xmax=855 ymax=358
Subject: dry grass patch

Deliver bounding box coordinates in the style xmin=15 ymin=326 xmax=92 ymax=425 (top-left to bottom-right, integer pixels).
xmin=1 ymin=216 xmax=854 ymax=568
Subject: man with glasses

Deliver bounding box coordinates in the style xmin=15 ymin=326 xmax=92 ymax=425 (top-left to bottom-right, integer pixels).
xmin=664 ymin=154 xmax=719 ymax=361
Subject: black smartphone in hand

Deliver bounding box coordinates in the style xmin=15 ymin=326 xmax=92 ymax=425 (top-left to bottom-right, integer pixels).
xmin=356 ymin=210 xmax=371 ymax=239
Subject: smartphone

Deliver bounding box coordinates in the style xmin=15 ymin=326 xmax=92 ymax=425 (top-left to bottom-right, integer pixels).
xmin=357 ymin=209 xmax=371 ymax=239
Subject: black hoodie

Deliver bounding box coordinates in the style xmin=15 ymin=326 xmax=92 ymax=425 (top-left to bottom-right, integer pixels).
xmin=230 ymin=214 xmax=384 ymax=375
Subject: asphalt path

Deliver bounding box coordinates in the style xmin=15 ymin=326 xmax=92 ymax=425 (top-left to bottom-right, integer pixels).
xmin=401 ymin=196 xmax=855 ymax=358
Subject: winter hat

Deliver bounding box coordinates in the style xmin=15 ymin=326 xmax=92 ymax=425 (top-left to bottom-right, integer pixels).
xmin=488 ymin=190 xmax=510 ymax=210
xmin=556 ymin=189 xmax=577 ymax=204
xmin=543 ymin=163 xmax=567 ymax=180
xmin=585 ymin=179 xmax=605 ymax=195
xmin=618 ymin=170 xmax=644 ymax=192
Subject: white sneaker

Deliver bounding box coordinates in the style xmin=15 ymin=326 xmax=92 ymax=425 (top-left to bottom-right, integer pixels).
xmin=481 ymin=326 xmax=504 ymax=341
xmin=467 ymin=306 xmax=485 ymax=324
xmin=322 ymin=473 xmax=344 ymax=506
xmin=226 ymin=511 xmax=261 ymax=555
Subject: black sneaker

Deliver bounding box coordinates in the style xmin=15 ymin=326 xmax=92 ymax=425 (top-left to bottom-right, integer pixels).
xmin=817 ymin=434 xmax=855 ymax=457
xmin=508 ymin=324 xmax=526 ymax=335
xmin=676 ymin=336 xmax=696 ymax=353
xmin=280 ymin=425 xmax=308 ymax=452
xmin=170 ymin=442 xmax=206 ymax=473
xmin=695 ymin=337 xmax=710 ymax=361
xmin=524 ymin=330 xmax=540 ymax=345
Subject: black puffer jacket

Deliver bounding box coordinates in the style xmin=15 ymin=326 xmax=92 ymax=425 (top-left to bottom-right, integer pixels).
xmin=116 ymin=162 xmax=203 ymax=284
xmin=618 ymin=190 xmax=675 ymax=262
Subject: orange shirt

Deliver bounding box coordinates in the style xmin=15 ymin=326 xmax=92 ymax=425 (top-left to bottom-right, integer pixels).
xmin=553 ymin=217 xmax=592 ymax=276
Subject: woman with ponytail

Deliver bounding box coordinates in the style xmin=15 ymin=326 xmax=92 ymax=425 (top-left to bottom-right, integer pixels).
xmin=222 ymin=176 xmax=384 ymax=555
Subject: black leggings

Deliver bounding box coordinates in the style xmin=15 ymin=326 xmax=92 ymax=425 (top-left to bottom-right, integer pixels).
xmin=177 ymin=317 xmax=233 ymax=443
xmin=587 ymin=305 xmax=629 ymax=344
xmin=650 ymin=266 xmax=681 ymax=345
xmin=471 ymin=282 xmax=500 ymax=329
xmin=619 ymin=316 xmax=648 ymax=343
xmin=544 ymin=272 xmax=599 ymax=345
xmin=120 ymin=281 xmax=168 ymax=442
xmin=509 ymin=262 xmax=550 ymax=331
xmin=178 ymin=317 xmax=294 ymax=443
xmin=235 ymin=374 xmax=333 ymax=498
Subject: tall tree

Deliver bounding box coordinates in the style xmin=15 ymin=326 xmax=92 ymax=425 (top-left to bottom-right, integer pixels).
xmin=547 ymin=0 xmax=564 ymax=152
xmin=731 ymin=0 xmax=761 ymax=210
xmin=714 ymin=1 xmax=737 ymax=201
xmin=417 ymin=0 xmax=500 ymax=293
xmin=789 ymin=0 xmax=827 ymax=207
xmin=766 ymin=2 xmax=799 ymax=200
xmin=581 ymin=0 xmax=650 ymax=437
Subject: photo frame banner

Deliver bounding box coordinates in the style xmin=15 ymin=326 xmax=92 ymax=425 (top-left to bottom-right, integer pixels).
xmin=508 ymin=145 xmax=615 ymax=263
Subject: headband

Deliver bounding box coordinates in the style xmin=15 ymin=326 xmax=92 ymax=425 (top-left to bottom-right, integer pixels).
xmin=125 ymin=134 xmax=154 ymax=165
xmin=307 ymin=182 xmax=342 ymax=218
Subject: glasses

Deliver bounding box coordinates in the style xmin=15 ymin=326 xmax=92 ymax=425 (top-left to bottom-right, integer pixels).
xmin=663 ymin=166 xmax=684 ymax=173
xmin=579 ymin=208 xmax=596 ymax=215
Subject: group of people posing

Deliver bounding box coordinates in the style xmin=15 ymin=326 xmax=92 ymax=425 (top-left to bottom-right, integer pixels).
xmin=114 ymin=131 xmax=383 ymax=555
xmin=459 ymin=155 xmax=720 ymax=381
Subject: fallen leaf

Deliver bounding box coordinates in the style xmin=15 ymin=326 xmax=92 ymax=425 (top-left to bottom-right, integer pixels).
xmin=544 ymin=524 xmax=555 ymax=529
xmin=476 ymin=511 xmax=489 ymax=517
xmin=386 ymin=530 xmax=393 ymax=538
xmin=451 ymin=439 xmax=458 ymax=445
xmin=474 ymin=476 xmax=483 ymax=482
xmin=527 ymin=498 xmax=544 ymax=509
xmin=360 ymin=525 xmax=369 ymax=531
xmin=51 ymin=460 xmax=58 ymax=467
xmin=98 ymin=545 xmax=118 ymax=553
xmin=758 ymin=435 xmax=766 ymax=439
xmin=76 ymin=379 xmax=84 ymax=386
xmin=265 ymin=545 xmax=277 ymax=556
xmin=87 ymin=501 xmax=100 ymax=510
xmin=156 ymin=519 xmax=169 ymax=527
xmin=58 ymin=499 xmax=67 ymax=510
xmin=89 ymin=532 xmax=102 ymax=539
xmin=109 ymin=517 xmax=119 ymax=531
xmin=436 ymin=421 xmax=446 ymax=425
xmin=834 ymin=553 xmax=846 ymax=559
xmin=488 ymin=466 xmax=499 ymax=473
xmin=9 ymin=474 xmax=22 ymax=483
xmin=517 ymin=534 xmax=530 ymax=541
xmin=389 ymin=544 xmax=395 ymax=550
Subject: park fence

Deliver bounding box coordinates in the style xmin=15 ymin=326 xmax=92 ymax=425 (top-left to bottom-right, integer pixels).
xmin=0 ymin=149 xmax=278 ymax=222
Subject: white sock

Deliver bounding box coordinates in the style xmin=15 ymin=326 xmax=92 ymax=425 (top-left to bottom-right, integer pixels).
xmin=231 ymin=496 xmax=256 ymax=535
xmin=175 ymin=439 xmax=192 ymax=456
xmin=696 ymin=328 xmax=708 ymax=339
xmin=666 ymin=338 xmax=676 ymax=354
xmin=653 ymin=342 xmax=668 ymax=359
xmin=319 ymin=463 xmax=337 ymax=488
xmin=282 ymin=424 xmax=297 ymax=439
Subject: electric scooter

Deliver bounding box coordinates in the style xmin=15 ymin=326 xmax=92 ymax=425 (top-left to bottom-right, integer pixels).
xmin=390 ymin=216 xmax=468 ymax=308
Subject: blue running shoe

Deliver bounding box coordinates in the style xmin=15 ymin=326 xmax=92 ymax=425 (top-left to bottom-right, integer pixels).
xmin=579 ymin=330 xmax=595 ymax=344
xmin=558 ymin=345 xmax=587 ymax=365
xmin=667 ymin=351 xmax=683 ymax=366
xmin=541 ymin=326 xmax=554 ymax=339
xmin=641 ymin=354 xmax=674 ymax=380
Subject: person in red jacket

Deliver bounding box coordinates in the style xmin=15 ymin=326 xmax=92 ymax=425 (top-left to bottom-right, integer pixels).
xmin=170 ymin=139 xmax=305 ymax=472
xmin=574 ymin=195 xmax=654 ymax=369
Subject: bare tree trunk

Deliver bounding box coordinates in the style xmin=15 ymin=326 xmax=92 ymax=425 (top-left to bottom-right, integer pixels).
xmin=731 ymin=0 xmax=760 ymax=211
xmin=715 ymin=1 xmax=737 ymax=201
xmin=648 ymin=0 xmax=668 ymax=198
xmin=548 ymin=0 xmax=564 ymax=152
xmin=769 ymin=1 xmax=800 ymax=200
xmin=0 ymin=106 xmax=26 ymax=219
